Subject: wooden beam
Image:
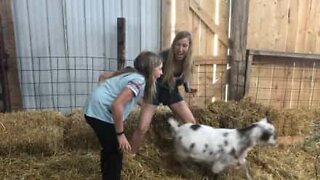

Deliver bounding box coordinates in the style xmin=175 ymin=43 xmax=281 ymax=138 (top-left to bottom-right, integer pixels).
xmin=0 ymin=0 xmax=22 ymax=111
xmin=117 ymin=17 xmax=126 ymax=70
xmin=189 ymin=0 xmax=228 ymax=47
xmin=248 ymin=49 xmax=320 ymax=60
xmin=229 ymin=0 xmax=250 ymax=100
xmin=193 ymin=55 xmax=228 ymax=65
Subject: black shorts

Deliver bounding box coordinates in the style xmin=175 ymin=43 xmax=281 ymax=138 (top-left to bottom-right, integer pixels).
xmin=152 ymin=83 xmax=183 ymax=106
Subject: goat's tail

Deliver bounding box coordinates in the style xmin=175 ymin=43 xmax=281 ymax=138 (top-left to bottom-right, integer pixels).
xmin=168 ymin=117 xmax=179 ymax=134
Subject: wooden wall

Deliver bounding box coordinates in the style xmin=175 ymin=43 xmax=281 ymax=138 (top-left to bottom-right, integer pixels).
xmin=162 ymin=0 xmax=230 ymax=108
xmin=247 ymin=0 xmax=320 ymax=54
xmin=246 ymin=0 xmax=320 ymax=109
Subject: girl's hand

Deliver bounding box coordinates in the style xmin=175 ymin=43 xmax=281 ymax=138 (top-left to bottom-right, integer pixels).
xmin=188 ymin=88 xmax=197 ymax=97
xmin=117 ymin=134 xmax=131 ymax=153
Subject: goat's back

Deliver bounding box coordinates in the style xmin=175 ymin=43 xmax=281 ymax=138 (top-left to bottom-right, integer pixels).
xmin=172 ymin=123 xmax=239 ymax=163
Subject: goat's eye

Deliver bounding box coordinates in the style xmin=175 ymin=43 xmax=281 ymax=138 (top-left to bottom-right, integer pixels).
xmin=260 ymin=131 xmax=272 ymax=141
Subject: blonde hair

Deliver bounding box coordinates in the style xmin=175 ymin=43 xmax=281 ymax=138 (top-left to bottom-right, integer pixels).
xmin=162 ymin=31 xmax=193 ymax=89
xmin=134 ymin=51 xmax=162 ymax=103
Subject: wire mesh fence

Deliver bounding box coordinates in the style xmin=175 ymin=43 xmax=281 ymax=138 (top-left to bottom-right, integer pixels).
xmin=15 ymin=56 xmax=134 ymax=113
xmin=2 ymin=56 xmax=229 ymax=113
xmin=8 ymin=54 xmax=320 ymax=112
xmin=7 ymin=53 xmax=320 ymax=113
xmin=247 ymin=56 xmax=320 ymax=109
xmin=184 ymin=59 xmax=229 ymax=108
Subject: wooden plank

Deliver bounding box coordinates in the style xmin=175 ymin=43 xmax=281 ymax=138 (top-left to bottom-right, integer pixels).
xmin=263 ymin=1 xmax=276 ymax=51
xmin=161 ymin=0 xmax=172 ymax=49
xmin=191 ymin=10 xmax=200 ymax=55
xmin=248 ymin=49 xmax=320 ymax=60
xmin=304 ymin=0 xmax=319 ymax=53
xmin=248 ymin=0 xmax=270 ymax=49
xmin=193 ymin=55 xmax=228 ymax=65
xmin=317 ymin=4 xmax=320 ymax=54
xmin=273 ymin=0 xmax=289 ymax=51
xmin=199 ymin=19 xmax=207 ymax=55
xmin=286 ymin=0 xmax=299 ymax=52
xmin=189 ymin=0 xmax=228 ymax=47
xmin=201 ymin=0 xmax=214 ymax=55
xmin=175 ymin=0 xmax=190 ymax=31
xmin=247 ymin=0 xmax=258 ymax=49
xmin=295 ymin=0 xmax=308 ymax=53
xmin=218 ymin=0 xmax=230 ymax=57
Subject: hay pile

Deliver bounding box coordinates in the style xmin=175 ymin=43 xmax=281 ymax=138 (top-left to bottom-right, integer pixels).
xmin=0 ymin=99 xmax=319 ymax=179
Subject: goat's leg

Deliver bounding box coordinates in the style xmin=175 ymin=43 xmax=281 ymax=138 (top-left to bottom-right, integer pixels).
xmin=213 ymin=173 xmax=219 ymax=180
xmin=243 ymin=162 xmax=252 ymax=180
xmin=211 ymin=162 xmax=225 ymax=180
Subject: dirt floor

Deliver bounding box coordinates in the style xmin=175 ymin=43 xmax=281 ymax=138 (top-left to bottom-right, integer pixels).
xmin=0 ymin=99 xmax=319 ymax=179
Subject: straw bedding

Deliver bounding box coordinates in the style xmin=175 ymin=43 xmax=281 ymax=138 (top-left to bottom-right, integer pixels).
xmin=0 ymin=98 xmax=319 ymax=179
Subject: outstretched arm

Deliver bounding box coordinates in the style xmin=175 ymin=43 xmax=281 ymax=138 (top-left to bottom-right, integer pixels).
xmin=98 ymin=71 xmax=114 ymax=83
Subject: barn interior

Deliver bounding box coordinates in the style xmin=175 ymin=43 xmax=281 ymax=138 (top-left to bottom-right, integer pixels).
xmin=0 ymin=0 xmax=320 ymax=179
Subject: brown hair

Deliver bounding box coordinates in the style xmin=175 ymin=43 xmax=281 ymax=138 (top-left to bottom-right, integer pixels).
xmin=133 ymin=51 xmax=162 ymax=103
xmin=161 ymin=31 xmax=193 ymax=89
xmin=102 ymin=51 xmax=161 ymax=103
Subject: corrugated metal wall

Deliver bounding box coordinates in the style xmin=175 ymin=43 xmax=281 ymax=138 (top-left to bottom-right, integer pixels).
xmin=12 ymin=0 xmax=161 ymax=113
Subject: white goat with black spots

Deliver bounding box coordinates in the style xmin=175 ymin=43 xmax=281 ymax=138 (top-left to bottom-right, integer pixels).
xmin=168 ymin=117 xmax=276 ymax=180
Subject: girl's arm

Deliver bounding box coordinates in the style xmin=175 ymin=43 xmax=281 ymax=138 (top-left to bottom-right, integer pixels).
xmin=183 ymin=82 xmax=197 ymax=95
xmin=98 ymin=71 xmax=114 ymax=83
xmin=112 ymin=87 xmax=135 ymax=152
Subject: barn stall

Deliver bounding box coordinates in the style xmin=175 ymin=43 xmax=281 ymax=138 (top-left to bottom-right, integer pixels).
xmin=0 ymin=0 xmax=320 ymax=179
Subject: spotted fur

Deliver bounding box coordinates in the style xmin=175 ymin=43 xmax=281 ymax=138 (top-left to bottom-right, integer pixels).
xmin=167 ymin=117 xmax=276 ymax=179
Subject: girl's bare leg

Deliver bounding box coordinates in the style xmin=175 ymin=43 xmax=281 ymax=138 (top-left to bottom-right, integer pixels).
xmin=169 ymin=100 xmax=196 ymax=124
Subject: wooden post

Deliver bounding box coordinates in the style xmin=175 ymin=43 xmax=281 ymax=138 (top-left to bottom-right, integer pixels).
xmin=229 ymin=0 xmax=250 ymax=100
xmin=0 ymin=16 xmax=10 ymax=112
xmin=0 ymin=0 xmax=22 ymax=111
xmin=117 ymin=17 xmax=126 ymax=70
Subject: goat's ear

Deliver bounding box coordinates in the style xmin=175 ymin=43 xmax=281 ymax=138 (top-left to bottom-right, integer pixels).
xmin=261 ymin=117 xmax=268 ymax=123
xmin=266 ymin=117 xmax=273 ymax=124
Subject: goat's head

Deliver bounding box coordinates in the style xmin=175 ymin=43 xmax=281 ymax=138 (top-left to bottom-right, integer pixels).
xmin=254 ymin=118 xmax=277 ymax=145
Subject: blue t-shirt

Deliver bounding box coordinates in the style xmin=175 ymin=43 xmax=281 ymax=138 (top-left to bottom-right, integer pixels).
xmin=84 ymin=72 xmax=145 ymax=124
